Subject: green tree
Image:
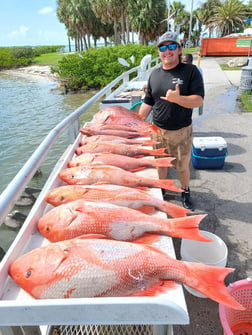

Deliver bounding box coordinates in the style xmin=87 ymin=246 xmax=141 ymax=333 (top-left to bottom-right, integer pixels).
xmin=169 ymin=1 xmax=189 ymax=34
xmin=128 ymin=0 xmax=167 ymax=45
xmin=91 ymin=0 xmax=128 ymax=45
xmin=207 ymin=0 xmax=250 ymax=36
xmin=198 ymin=0 xmax=221 ymax=37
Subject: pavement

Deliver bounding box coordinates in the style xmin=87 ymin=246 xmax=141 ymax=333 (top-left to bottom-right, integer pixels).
xmin=168 ymin=56 xmax=252 ymax=334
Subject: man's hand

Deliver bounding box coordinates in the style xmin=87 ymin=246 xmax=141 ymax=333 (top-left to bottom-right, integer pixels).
xmin=160 ymin=84 xmax=204 ymax=108
xmin=160 ymin=84 xmax=180 ymax=103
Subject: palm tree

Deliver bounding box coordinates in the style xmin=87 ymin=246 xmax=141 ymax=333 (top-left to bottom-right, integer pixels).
xmin=207 ymin=0 xmax=250 ymax=36
xmin=169 ymin=1 xmax=188 ymax=33
xmin=91 ymin=0 xmax=128 ymax=45
xmin=199 ymin=0 xmax=221 ymax=37
xmin=128 ymin=0 xmax=167 ymax=45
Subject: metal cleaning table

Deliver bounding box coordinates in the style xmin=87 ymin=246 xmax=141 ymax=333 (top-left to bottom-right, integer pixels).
xmin=0 ymin=132 xmax=189 ymax=334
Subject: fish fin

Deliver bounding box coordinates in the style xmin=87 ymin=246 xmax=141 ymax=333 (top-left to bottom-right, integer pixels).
xmin=166 ymin=214 xmax=211 ymax=241
xmin=130 ymin=280 xmax=177 ymax=297
xmin=137 ymin=205 xmax=156 ymax=214
xmin=129 ymin=167 xmax=146 ymax=173
xmin=140 ymin=131 xmax=152 ymax=137
xmin=142 ymin=140 xmax=160 ymax=146
xmin=77 ymin=234 xmax=108 ymax=240
xmin=158 ymin=180 xmax=183 ymax=193
xmin=159 ymin=201 xmax=192 ymax=218
xmin=150 ymin=124 xmax=161 ymax=134
xmin=132 ymin=234 xmax=160 ymax=245
xmin=183 ymin=263 xmax=246 ymax=310
xmin=137 ymin=114 xmax=145 ymax=120
xmin=151 ymin=148 xmax=170 ymax=156
xmin=152 ymin=157 xmax=175 ymax=167
xmin=136 ymin=186 xmax=150 ymax=191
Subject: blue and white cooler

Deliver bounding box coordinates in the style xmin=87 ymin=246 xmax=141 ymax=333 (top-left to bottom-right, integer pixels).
xmin=191 ymin=137 xmax=228 ymax=169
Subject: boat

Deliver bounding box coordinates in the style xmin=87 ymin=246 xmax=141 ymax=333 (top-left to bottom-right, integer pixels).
xmin=0 ymin=55 xmax=188 ymax=334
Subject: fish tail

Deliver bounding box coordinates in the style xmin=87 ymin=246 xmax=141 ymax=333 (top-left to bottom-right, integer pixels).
xmin=140 ymin=130 xmax=152 ymax=137
xmin=129 ymin=167 xmax=146 ymax=173
xmin=142 ymin=139 xmax=160 ymax=146
xmin=152 ymin=157 xmax=175 ymax=167
xmin=150 ymin=124 xmax=161 ymax=134
xmin=157 ymin=179 xmax=183 ymax=193
xmin=166 ymin=214 xmax=210 ymax=241
xmin=159 ymin=201 xmax=192 ymax=218
xmin=183 ymin=262 xmax=246 ymax=310
xmin=79 ymin=128 xmax=91 ymax=136
xmin=151 ymin=148 xmax=170 ymax=156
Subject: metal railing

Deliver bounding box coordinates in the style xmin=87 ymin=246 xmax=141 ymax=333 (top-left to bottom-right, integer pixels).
xmin=0 ymin=57 xmax=160 ymax=225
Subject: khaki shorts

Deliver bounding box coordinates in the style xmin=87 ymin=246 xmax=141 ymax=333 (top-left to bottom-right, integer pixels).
xmin=153 ymin=125 xmax=192 ymax=172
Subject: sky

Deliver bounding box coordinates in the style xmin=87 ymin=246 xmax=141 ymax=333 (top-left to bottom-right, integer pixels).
xmin=0 ymin=0 xmax=194 ymax=47
xmin=0 ymin=0 xmax=68 ymax=47
xmin=0 ymin=0 xmax=220 ymax=48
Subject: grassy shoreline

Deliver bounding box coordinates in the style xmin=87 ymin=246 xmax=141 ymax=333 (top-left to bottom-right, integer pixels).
xmin=3 ymin=51 xmax=251 ymax=112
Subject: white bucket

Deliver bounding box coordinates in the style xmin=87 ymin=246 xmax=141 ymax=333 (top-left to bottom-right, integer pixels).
xmin=180 ymin=230 xmax=228 ymax=298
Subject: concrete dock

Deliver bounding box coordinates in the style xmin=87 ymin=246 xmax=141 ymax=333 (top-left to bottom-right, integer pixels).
xmin=171 ymin=56 xmax=252 ymax=334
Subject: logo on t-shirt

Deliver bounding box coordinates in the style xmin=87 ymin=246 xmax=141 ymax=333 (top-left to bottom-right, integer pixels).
xmin=172 ymin=78 xmax=184 ymax=85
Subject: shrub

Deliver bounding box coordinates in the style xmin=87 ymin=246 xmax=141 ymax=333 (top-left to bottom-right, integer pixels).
xmin=11 ymin=47 xmax=33 ymax=59
xmin=32 ymin=45 xmax=64 ymax=57
xmin=0 ymin=47 xmax=32 ymax=69
xmin=54 ymin=44 xmax=158 ymax=91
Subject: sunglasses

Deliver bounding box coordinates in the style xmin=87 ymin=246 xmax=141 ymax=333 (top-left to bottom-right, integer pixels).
xmin=158 ymin=43 xmax=178 ymax=52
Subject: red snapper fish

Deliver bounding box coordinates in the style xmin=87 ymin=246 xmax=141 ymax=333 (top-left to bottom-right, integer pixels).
xmin=45 ymin=184 xmax=191 ymax=217
xmin=80 ymin=123 xmax=151 ymax=138
xmin=92 ymin=105 xmax=145 ymax=123
xmin=75 ymin=142 xmax=169 ymax=157
xmin=58 ymin=165 xmax=182 ymax=193
xmin=69 ymin=152 xmax=175 ymax=172
xmin=80 ymin=135 xmax=159 ymax=147
xmin=91 ymin=105 xmax=160 ymax=134
xmin=37 ymin=199 xmax=208 ymax=242
xmin=8 ymin=236 xmax=245 ymax=310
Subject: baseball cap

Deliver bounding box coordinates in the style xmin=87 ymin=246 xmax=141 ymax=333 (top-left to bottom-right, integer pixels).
xmin=157 ymin=31 xmax=180 ymax=47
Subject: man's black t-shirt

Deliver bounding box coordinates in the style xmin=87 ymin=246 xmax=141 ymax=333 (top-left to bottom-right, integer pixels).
xmin=143 ymin=62 xmax=204 ymax=130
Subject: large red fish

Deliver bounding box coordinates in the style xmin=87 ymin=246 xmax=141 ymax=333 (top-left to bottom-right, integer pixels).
xmin=69 ymin=152 xmax=175 ymax=172
xmin=58 ymin=165 xmax=182 ymax=193
xmin=75 ymin=142 xmax=169 ymax=157
xmin=37 ymin=200 xmax=208 ymax=242
xmin=45 ymin=184 xmax=191 ymax=217
xmin=80 ymin=123 xmax=151 ymax=138
xmin=80 ymin=134 xmax=159 ymax=146
xmin=91 ymin=105 xmax=160 ymax=134
xmin=8 ymin=236 xmax=245 ymax=311
xmin=93 ymin=105 xmax=145 ymax=122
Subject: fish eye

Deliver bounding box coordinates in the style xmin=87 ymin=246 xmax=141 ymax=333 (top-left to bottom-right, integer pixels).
xmin=26 ymin=270 xmax=32 ymax=278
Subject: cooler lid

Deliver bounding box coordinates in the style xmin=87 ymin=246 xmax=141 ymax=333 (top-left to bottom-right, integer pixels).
xmin=193 ymin=137 xmax=227 ymax=151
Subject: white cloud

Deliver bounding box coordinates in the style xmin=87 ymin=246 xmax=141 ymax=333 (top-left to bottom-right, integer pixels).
xmin=39 ymin=7 xmax=54 ymax=15
xmin=9 ymin=25 xmax=29 ymax=38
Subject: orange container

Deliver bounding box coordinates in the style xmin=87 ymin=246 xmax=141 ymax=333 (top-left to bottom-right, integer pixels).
xmin=201 ymin=37 xmax=251 ymax=56
xmin=219 ymin=278 xmax=252 ymax=335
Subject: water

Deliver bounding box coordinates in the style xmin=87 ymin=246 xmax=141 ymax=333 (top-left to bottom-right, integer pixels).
xmin=0 ymin=72 xmax=99 ymax=193
xmin=0 ymin=71 xmax=100 ymax=253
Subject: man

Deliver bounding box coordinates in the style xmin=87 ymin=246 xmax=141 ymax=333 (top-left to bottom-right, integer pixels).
xmin=138 ymin=32 xmax=204 ymax=210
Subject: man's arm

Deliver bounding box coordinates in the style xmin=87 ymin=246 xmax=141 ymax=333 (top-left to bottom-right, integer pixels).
xmin=138 ymin=102 xmax=153 ymax=120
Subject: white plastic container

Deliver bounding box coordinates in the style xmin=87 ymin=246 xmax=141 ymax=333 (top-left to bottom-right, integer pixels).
xmin=180 ymin=230 xmax=228 ymax=298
